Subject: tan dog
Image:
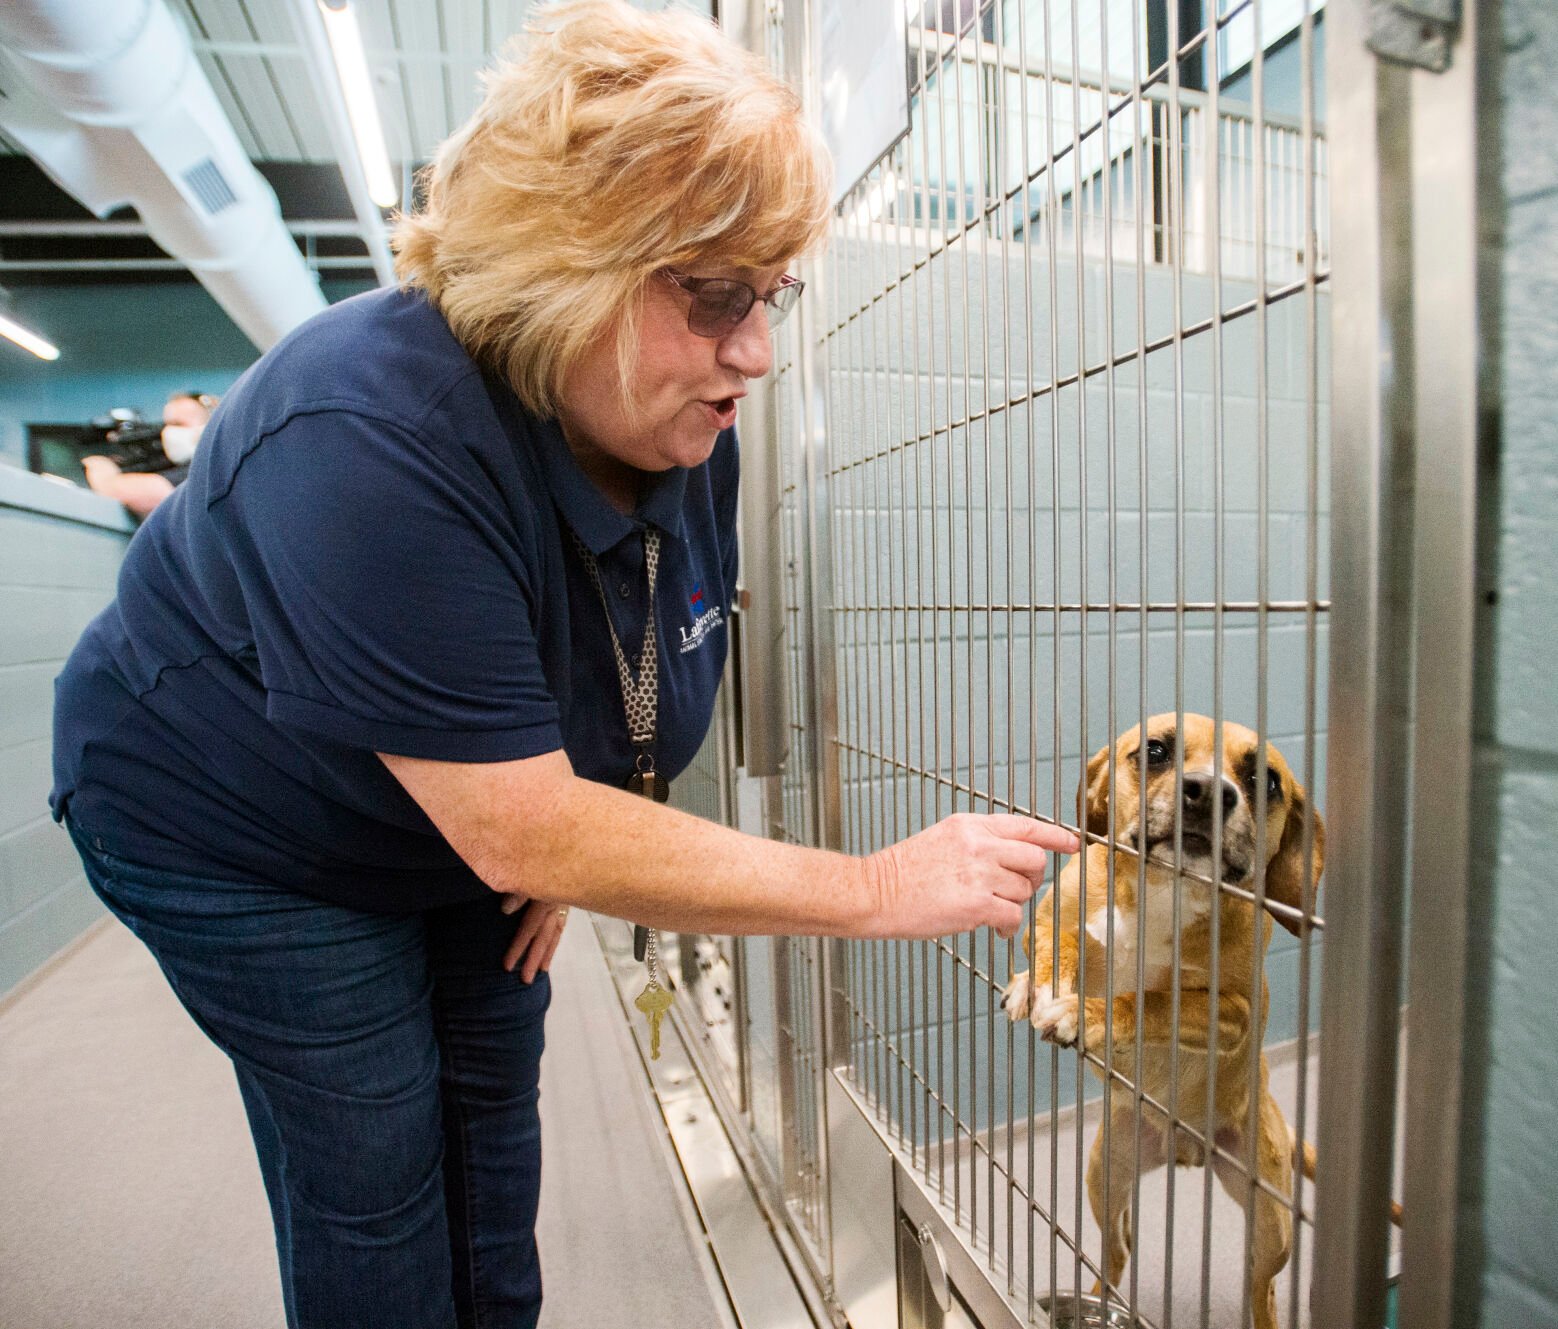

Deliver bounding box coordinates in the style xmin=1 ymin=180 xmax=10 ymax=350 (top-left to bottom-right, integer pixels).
xmin=1002 ymin=714 xmax=1323 ymax=1329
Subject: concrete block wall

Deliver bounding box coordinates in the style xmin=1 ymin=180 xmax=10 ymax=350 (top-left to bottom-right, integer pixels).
xmin=0 ymin=468 xmax=132 ymax=1000
xmin=1462 ymin=1 xmax=1558 ymax=1321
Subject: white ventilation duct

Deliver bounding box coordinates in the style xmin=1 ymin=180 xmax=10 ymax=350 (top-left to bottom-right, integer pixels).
xmin=0 ymin=0 xmax=329 ymax=351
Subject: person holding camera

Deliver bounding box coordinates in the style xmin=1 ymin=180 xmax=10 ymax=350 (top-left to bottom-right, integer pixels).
xmin=80 ymin=388 xmax=217 ymax=517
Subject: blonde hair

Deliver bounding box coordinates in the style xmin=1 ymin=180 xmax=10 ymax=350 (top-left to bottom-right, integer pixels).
xmin=393 ymin=0 xmax=833 ymax=417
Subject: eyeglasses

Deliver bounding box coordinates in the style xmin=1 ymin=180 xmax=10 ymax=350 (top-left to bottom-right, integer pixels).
xmin=662 ymin=269 xmax=805 ymax=338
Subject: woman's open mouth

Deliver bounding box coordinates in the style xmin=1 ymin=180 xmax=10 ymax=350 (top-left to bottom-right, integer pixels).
xmin=701 ymin=397 xmax=739 ymax=430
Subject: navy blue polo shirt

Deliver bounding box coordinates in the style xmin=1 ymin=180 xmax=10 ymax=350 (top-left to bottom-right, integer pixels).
xmin=50 ymin=286 xmax=738 ymax=912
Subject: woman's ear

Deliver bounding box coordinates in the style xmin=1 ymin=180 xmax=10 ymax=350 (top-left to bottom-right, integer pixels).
xmin=1265 ymin=782 xmax=1326 ymax=937
xmin=1076 ymin=742 xmax=1114 ymax=841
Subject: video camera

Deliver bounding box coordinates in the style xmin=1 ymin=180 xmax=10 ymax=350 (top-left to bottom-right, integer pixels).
xmin=77 ymin=408 xmax=174 ymax=474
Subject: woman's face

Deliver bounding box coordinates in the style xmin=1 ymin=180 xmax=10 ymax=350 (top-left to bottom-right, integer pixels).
xmin=558 ymin=263 xmax=786 ymax=487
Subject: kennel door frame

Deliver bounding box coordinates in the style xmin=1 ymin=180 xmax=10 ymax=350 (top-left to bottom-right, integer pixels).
xmin=1314 ymin=0 xmax=1496 ymax=1325
xmin=1394 ymin=1 xmax=1497 ymax=1321
xmin=1310 ymin=3 xmax=1416 ymax=1323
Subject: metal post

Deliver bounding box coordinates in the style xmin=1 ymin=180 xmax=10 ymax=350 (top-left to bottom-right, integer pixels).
xmin=1313 ymin=2 xmax=1418 ymax=1325
xmin=1399 ymin=0 xmax=1500 ymax=1324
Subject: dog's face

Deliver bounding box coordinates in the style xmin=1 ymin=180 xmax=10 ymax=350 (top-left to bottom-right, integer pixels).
xmin=1079 ymin=713 xmax=1325 ymax=935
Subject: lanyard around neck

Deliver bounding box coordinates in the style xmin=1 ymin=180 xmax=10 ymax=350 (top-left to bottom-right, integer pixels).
xmin=568 ymin=525 xmax=663 ymax=758
xmin=569 ymin=524 xmax=667 ymax=968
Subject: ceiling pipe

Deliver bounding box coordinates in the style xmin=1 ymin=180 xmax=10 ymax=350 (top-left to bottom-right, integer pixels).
xmin=0 ymin=0 xmax=328 ymax=351
xmin=284 ymin=0 xmax=397 ymax=287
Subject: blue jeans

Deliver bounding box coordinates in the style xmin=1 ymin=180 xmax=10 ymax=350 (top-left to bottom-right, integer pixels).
xmin=67 ymin=817 xmax=549 ymax=1329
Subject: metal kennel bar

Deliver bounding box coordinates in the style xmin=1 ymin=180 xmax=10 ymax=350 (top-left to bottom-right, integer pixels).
xmin=787 ymin=0 xmax=1343 ymax=1324
xmin=645 ymin=3 xmax=1473 ymax=1327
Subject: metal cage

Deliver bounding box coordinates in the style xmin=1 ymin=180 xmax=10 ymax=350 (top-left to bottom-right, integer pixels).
xmin=652 ymin=0 xmax=1489 ymax=1325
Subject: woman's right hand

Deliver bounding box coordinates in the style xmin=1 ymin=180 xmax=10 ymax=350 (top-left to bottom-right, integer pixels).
xmin=861 ymin=814 xmax=1080 ymax=940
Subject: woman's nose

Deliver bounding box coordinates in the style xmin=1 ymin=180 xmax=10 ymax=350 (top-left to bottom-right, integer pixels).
xmin=717 ymin=304 xmax=773 ymax=380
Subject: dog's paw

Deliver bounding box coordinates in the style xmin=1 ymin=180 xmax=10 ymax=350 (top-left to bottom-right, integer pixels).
xmin=1001 ymin=970 xmax=1033 ymax=1021
xmin=1028 ymin=982 xmax=1055 ymax=1026
xmin=1037 ymin=993 xmax=1081 ymax=1047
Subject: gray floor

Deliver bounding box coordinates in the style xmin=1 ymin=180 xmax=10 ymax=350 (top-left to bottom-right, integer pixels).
xmin=0 ymin=914 xmax=730 ymax=1329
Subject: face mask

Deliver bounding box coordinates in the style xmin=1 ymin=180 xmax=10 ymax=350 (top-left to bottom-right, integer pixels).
xmin=161 ymin=424 xmax=202 ymax=465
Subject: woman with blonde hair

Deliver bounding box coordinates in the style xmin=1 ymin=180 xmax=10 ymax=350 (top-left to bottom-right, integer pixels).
xmin=51 ymin=3 xmax=1076 ymax=1325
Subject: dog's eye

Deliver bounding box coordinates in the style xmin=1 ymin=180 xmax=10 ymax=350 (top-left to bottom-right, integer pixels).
xmin=1145 ymin=739 xmax=1170 ymax=765
xmin=1266 ymin=768 xmax=1283 ymax=799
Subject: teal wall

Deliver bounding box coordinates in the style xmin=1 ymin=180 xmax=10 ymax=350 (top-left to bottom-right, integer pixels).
xmin=0 ymin=279 xmax=373 ymax=468
xmin=1461 ymin=1 xmax=1558 ymax=1322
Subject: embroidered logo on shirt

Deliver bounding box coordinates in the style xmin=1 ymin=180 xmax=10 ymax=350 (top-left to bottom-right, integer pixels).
xmin=678 ymin=584 xmax=725 ymax=655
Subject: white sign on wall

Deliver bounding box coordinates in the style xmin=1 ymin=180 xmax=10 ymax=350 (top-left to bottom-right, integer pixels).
xmin=816 ymin=1 xmax=911 ymax=207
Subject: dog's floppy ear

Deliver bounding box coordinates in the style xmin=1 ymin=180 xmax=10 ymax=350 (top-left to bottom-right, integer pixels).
xmin=1265 ymin=782 xmax=1326 ymax=937
xmin=1076 ymin=742 xmax=1114 ymax=841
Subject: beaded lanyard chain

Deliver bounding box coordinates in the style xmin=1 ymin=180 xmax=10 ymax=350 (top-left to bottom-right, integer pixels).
xmin=568 ymin=527 xmax=675 ymax=1059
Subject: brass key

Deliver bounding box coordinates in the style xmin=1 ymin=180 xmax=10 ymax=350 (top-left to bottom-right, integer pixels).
xmin=634 ymin=982 xmax=674 ymax=1060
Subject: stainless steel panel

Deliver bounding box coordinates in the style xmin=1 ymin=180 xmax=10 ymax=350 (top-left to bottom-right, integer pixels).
xmin=1398 ymin=0 xmax=1498 ymax=1325
xmin=736 ymin=368 xmax=792 ymax=779
xmin=1314 ymin=2 xmax=1416 ymax=1326
xmin=829 ymin=1067 xmax=901 ymax=1328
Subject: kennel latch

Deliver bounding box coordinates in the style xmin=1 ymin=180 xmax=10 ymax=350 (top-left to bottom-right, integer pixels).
xmin=914 ymin=1221 xmax=951 ymax=1314
xmin=1368 ymin=0 xmax=1461 ymax=71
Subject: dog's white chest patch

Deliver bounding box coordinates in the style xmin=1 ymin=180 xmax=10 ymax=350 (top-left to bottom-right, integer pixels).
xmin=1085 ymin=907 xmax=1131 ymax=952
xmin=1085 ymin=878 xmax=1213 ymax=987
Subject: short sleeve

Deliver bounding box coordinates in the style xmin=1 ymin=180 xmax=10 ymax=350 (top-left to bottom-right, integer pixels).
xmin=215 ymin=408 xmax=562 ymax=762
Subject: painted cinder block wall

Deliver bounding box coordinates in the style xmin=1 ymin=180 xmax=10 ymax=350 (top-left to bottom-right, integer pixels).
xmin=1460 ymin=0 xmax=1558 ymax=1322
xmin=0 ymin=472 xmax=132 ymax=998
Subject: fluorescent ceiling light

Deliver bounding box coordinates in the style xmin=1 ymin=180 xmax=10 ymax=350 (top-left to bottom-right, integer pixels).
xmin=317 ymin=0 xmax=398 ymax=209
xmin=0 ymin=313 xmax=60 ymax=361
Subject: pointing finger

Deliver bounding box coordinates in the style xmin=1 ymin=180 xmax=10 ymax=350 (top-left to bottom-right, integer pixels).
xmin=978 ymin=815 xmax=1080 ymax=855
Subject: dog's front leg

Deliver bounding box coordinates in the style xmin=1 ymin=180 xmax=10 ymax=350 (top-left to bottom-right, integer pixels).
xmin=1003 ymin=888 xmax=1080 ymax=1024
xmin=1009 ymin=916 xmax=1084 ymax=1022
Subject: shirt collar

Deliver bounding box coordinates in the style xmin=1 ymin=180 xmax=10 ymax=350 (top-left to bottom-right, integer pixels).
xmin=523 ymin=407 xmax=692 ymax=556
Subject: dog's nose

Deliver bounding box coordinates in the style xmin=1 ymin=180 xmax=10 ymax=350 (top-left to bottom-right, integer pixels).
xmin=1182 ymin=772 xmax=1241 ymax=819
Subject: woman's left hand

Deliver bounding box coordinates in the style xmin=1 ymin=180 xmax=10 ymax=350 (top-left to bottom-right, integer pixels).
xmin=500 ymin=895 xmax=570 ymax=982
